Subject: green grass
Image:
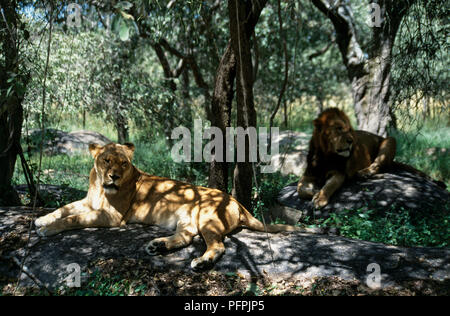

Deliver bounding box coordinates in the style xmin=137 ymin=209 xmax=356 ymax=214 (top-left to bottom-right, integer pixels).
xmin=392 ymin=122 xmax=450 ymax=187
xmin=301 ymin=206 xmax=450 ymax=248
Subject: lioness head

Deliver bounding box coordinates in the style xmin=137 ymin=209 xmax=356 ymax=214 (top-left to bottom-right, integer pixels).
xmin=89 ymin=142 xmax=136 ymax=194
xmin=313 ymin=108 xmax=355 ymax=158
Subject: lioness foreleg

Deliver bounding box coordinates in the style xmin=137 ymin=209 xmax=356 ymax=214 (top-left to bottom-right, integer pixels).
xmin=312 ymin=171 xmax=345 ymax=208
xmin=36 ymin=209 xmax=121 ymax=237
xmin=358 ymin=137 xmax=396 ymax=178
xmin=35 ymin=199 xmax=91 ymax=227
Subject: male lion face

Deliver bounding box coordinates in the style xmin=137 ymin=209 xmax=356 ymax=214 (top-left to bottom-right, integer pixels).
xmin=89 ymin=143 xmax=135 ymax=194
xmin=314 ymin=109 xmax=355 ymax=157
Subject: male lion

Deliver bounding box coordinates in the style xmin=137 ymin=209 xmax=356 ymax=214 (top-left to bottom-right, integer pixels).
xmin=297 ymin=108 xmax=445 ymax=209
xmin=297 ymin=108 xmax=398 ymax=209
xmin=35 ymin=142 xmax=300 ymax=270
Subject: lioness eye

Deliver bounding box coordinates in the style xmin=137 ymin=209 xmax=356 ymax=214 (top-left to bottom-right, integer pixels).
xmin=122 ymin=161 xmax=128 ymax=167
xmin=104 ymin=158 xmax=110 ymax=164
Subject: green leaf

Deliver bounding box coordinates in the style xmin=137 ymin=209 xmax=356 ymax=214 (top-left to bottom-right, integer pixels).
xmin=119 ymin=21 xmax=130 ymax=41
xmin=115 ymin=1 xmax=133 ymax=11
xmin=111 ymin=14 xmax=121 ymax=33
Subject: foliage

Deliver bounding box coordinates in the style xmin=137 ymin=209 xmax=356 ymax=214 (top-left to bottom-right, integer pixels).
xmin=316 ymin=205 xmax=450 ymax=248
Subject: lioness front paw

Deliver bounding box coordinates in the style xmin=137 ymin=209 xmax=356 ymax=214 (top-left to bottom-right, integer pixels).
xmin=312 ymin=192 xmax=328 ymax=209
xmin=36 ymin=226 xmax=62 ymax=237
xmin=34 ymin=215 xmax=57 ymax=227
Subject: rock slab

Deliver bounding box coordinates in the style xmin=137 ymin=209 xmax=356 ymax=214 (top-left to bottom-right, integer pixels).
xmin=275 ymin=170 xmax=449 ymax=222
xmin=27 ymin=129 xmax=111 ymax=155
xmin=1 ymin=208 xmax=448 ymax=290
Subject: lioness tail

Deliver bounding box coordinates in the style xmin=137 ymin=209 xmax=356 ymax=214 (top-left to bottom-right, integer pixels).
xmin=238 ymin=202 xmax=322 ymax=234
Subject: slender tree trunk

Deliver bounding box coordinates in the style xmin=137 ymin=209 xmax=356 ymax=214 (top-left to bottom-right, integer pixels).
xmin=113 ymin=79 xmax=129 ymax=144
xmin=207 ymin=42 xmax=236 ymax=192
xmin=0 ymin=0 xmax=23 ymax=206
xmin=208 ymin=0 xmax=267 ymax=204
xmin=180 ymin=68 xmax=193 ymax=127
xmin=229 ymin=0 xmax=260 ymax=210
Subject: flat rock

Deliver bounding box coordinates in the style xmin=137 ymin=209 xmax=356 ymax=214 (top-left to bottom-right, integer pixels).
xmin=1 ymin=208 xmax=448 ymax=290
xmin=26 ymin=129 xmax=111 ymax=155
xmin=269 ymin=130 xmax=310 ymax=176
xmin=274 ymin=170 xmax=449 ymax=222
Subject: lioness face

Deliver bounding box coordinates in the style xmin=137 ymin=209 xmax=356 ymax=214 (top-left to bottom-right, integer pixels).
xmin=89 ymin=143 xmax=135 ymax=195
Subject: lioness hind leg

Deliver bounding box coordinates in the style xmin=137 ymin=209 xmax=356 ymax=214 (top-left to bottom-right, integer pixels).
xmin=190 ymin=228 xmax=225 ymax=271
xmin=145 ymin=225 xmax=196 ymax=255
xmin=358 ymin=137 xmax=396 ymax=178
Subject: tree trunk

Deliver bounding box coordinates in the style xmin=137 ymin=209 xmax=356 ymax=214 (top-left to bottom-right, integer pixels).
xmin=207 ymin=42 xmax=236 ymax=193
xmin=0 ymin=0 xmax=23 ymax=206
xmin=357 ymin=1 xmax=406 ymax=136
xmin=311 ymin=0 xmax=414 ymax=137
xmin=208 ymin=0 xmax=267 ymax=198
xmin=229 ymin=0 xmax=259 ymax=210
xmin=113 ymin=79 xmax=129 ymax=144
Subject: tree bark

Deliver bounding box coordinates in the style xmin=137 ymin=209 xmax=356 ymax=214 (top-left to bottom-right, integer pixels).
xmin=229 ymin=0 xmax=264 ymax=210
xmin=207 ymin=42 xmax=236 ymax=192
xmin=311 ymin=0 xmax=414 ymax=137
xmin=113 ymin=79 xmax=129 ymax=144
xmin=208 ymin=0 xmax=267 ymax=204
xmin=0 ymin=0 xmax=23 ymax=206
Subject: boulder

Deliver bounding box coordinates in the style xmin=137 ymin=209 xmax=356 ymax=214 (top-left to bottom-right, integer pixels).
xmin=27 ymin=129 xmax=111 ymax=155
xmin=273 ymin=170 xmax=449 ymax=224
xmin=269 ymin=130 xmax=310 ymax=176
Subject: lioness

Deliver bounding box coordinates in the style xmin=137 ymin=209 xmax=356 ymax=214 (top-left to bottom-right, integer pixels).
xmin=35 ymin=142 xmax=300 ymax=270
xmin=297 ymin=108 xmax=397 ymax=208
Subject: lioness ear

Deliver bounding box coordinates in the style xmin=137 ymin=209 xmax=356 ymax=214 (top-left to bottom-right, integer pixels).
xmin=89 ymin=143 xmax=103 ymax=158
xmin=122 ymin=142 xmax=135 ymax=159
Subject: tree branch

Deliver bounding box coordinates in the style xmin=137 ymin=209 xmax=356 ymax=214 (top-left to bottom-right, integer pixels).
xmin=308 ymin=34 xmax=336 ymax=60
xmin=269 ymin=0 xmax=289 ymax=131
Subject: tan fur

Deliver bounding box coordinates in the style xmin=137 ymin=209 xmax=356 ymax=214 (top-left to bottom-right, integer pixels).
xmin=35 ymin=143 xmax=300 ymax=270
xmin=297 ymin=108 xmax=396 ymax=208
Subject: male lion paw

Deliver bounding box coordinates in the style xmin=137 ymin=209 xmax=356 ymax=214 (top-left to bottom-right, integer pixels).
xmin=145 ymin=239 xmax=168 ymax=256
xmin=312 ymin=192 xmax=329 ymax=209
xmin=357 ymin=165 xmax=379 ymax=179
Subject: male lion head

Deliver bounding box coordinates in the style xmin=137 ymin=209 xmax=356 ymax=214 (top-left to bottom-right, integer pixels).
xmin=89 ymin=142 xmax=136 ymax=194
xmin=313 ymin=108 xmax=355 ymax=158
